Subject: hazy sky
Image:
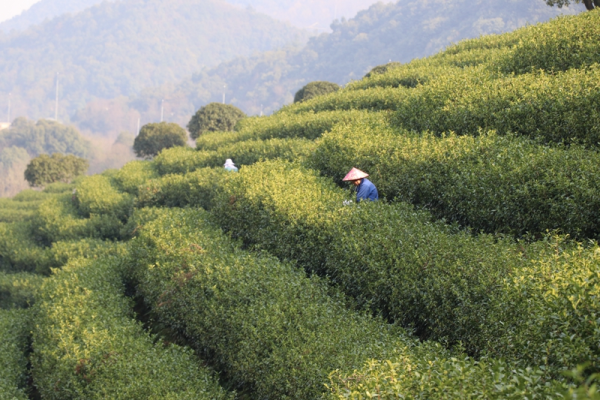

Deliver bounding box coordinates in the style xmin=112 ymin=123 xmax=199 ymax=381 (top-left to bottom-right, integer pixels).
xmin=0 ymin=0 xmax=39 ymax=23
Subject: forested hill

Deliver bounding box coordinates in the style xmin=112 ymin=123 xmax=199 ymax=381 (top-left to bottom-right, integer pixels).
xmin=128 ymin=0 xmax=584 ymax=121
xmin=0 ymin=0 xmax=308 ymax=122
xmin=0 ymin=0 xmax=106 ymax=33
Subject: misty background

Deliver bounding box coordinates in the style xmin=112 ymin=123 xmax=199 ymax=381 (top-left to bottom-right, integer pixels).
xmin=0 ymin=0 xmax=586 ymax=197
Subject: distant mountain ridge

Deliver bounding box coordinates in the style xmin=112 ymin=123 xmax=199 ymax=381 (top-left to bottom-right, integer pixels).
xmin=0 ymin=0 xmax=308 ymax=123
xmin=0 ymin=0 xmax=107 ymax=33
xmin=122 ymin=0 xmax=585 ymax=123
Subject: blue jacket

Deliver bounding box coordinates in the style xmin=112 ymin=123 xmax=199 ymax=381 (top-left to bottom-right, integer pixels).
xmin=356 ymin=178 xmax=378 ymax=202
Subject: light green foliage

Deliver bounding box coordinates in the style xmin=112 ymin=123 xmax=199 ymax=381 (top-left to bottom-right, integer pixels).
xmin=187 ymin=103 xmax=247 ymax=140
xmin=393 ymin=65 xmax=600 ymax=146
xmin=209 ymin=161 xmax=600 ymax=374
xmin=0 ymin=221 xmax=50 ymax=274
xmin=363 ymin=61 xmax=402 ymax=78
xmin=112 ymin=161 xmax=159 ymax=195
xmin=136 ymin=168 xmax=228 ymax=210
xmin=0 ymin=309 xmax=31 ymax=400
xmin=76 ymin=175 xmax=134 ymax=222
xmin=31 ymin=251 xmax=230 ymax=400
xmin=0 ymin=272 xmax=44 ymax=309
xmin=310 ymin=114 xmax=600 ymax=239
xmin=133 ymin=122 xmax=188 ymax=159
xmin=293 ymin=81 xmax=341 ymax=103
xmin=127 ymin=207 xmax=564 ymax=399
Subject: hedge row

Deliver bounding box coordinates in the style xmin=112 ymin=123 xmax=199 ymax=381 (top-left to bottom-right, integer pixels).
xmin=31 ymin=248 xmax=230 ymax=400
xmin=111 ymin=161 xmax=160 ymax=196
xmin=0 ymin=272 xmax=44 ymax=309
xmin=75 ymin=175 xmax=134 ymax=222
xmin=392 ymin=64 xmax=600 ymax=146
xmin=126 ymin=207 xmax=565 ymax=399
xmin=154 ymin=138 xmax=314 ymax=176
xmin=197 ymin=110 xmax=370 ymax=151
xmin=136 ymin=168 xmax=228 ymax=210
xmin=207 ymin=160 xmax=600 ymax=374
xmin=309 ymin=115 xmax=600 ymax=239
xmin=0 ymin=309 xmax=31 ymax=400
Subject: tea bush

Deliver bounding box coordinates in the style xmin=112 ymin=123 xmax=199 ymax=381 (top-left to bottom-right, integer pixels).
xmin=76 ymin=175 xmax=134 ymax=222
xmin=31 ymin=250 xmax=230 ymax=400
xmin=126 ymin=207 xmax=565 ymax=399
xmin=310 ymin=117 xmax=600 ymax=239
xmin=112 ymin=161 xmax=159 ymax=195
xmin=393 ymin=65 xmax=600 ymax=146
xmin=0 ymin=222 xmax=49 ymax=273
xmin=209 ymin=160 xmax=600 ymax=373
xmin=0 ymin=309 xmax=31 ymax=400
xmin=0 ymin=272 xmax=44 ymax=309
xmin=196 ymin=110 xmax=371 ymax=151
xmin=136 ymin=168 xmax=228 ymax=210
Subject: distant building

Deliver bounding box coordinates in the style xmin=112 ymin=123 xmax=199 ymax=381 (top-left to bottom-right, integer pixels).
xmin=0 ymin=123 xmax=9 ymax=131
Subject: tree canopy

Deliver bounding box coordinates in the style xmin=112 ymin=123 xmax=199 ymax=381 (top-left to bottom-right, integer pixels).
xmin=24 ymin=153 xmax=88 ymax=188
xmin=133 ymin=122 xmax=188 ymax=158
xmin=546 ymin=0 xmax=599 ymax=10
xmin=294 ymin=81 xmax=340 ymax=103
xmin=187 ymin=103 xmax=247 ymax=140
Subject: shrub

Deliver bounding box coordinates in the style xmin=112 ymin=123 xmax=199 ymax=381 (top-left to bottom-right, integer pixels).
xmin=126 ymin=207 xmax=563 ymax=399
xmin=0 ymin=272 xmax=44 ymax=309
xmin=24 ymin=153 xmax=89 ymax=188
xmin=133 ymin=122 xmax=188 ymax=159
xmin=363 ymin=61 xmax=402 ymax=78
xmin=0 ymin=309 xmax=31 ymax=400
xmin=392 ymin=65 xmax=600 ymax=147
xmin=209 ymin=160 xmax=600 ymax=373
xmin=75 ymin=175 xmax=134 ymax=222
xmin=31 ymin=251 xmax=230 ymax=400
xmin=309 ymin=116 xmax=600 ymax=239
xmin=112 ymin=161 xmax=159 ymax=195
xmin=0 ymin=222 xmax=50 ymax=274
xmin=294 ymin=81 xmax=341 ymax=103
xmin=187 ymin=103 xmax=246 ymax=140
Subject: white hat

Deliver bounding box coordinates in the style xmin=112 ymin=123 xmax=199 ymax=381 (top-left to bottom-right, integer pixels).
xmin=224 ymin=159 xmax=236 ymax=168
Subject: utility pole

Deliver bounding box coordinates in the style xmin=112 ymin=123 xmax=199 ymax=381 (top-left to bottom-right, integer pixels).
xmin=55 ymin=73 xmax=59 ymax=121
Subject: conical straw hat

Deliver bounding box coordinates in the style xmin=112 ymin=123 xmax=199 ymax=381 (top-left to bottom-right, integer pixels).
xmin=343 ymin=168 xmax=369 ymax=181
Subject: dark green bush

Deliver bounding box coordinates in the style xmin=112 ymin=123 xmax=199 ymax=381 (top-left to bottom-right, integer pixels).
xmin=187 ymin=103 xmax=246 ymax=140
xmin=127 ymin=207 xmax=563 ymax=399
xmin=363 ymin=61 xmax=402 ymax=78
xmin=209 ymin=160 xmax=600 ymax=374
xmin=0 ymin=309 xmax=31 ymax=400
xmin=24 ymin=153 xmax=89 ymax=188
xmin=294 ymin=81 xmax=341 ymax=103
xmin=133 ymin=122 xmax=188 ymax=159
xmin=310 ymin=116 xmax=600 ymax=239
xmin=31 ymin=250 xmax=230 ymax=400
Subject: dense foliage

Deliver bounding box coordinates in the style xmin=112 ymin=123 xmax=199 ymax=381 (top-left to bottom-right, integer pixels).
xmin=133 ymin=122 xmax=188 ymax=159
xmin=187 ymin=103 xmax=246 ymax=140
xmin=293 ymin=81 xmax=340 ymax=103
xmin=24 ymin=153 xmax=88 ymax=187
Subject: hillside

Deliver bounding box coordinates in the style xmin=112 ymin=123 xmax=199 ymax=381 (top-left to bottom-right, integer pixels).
xmin=0 ymin=0 xmax=308 ymax=124
xmin=2 ymin=10 xmax=600 ymax=398
xmin=0 ymin=0 xmax=106 ymax=33
xmin=116 ymin=0 xmax=584 ymax=130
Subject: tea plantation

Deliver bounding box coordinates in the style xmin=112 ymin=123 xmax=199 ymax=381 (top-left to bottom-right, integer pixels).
xmin=2 ymin=11 xmax=600 ymax=399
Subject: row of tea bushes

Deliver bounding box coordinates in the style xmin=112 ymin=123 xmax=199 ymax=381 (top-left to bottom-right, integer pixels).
xmin=0 ymin=309 xmax=31 ymax=400
xmin=0 ymin=272 xmax=44 ymax=309
xmin=154 ymin=138 xmax=314 ymax=176
xmin=310 ymin=116 xmax=600 ymax=239
xmin=126 ymin=207 xmax=565 ymax=399
xmin=392 ymin=64 xmax=600 ymax=147
xmin=197 ymin=110 xmax=371 ymax=151
xmin=75 ymin=175 xmax=134 ymax=223
xmin=208 ymin=160 xmax=600 ymax=373
xmin=111 ymin=161 xmax=160 ymax=196
xmin=31 ymin=248 xmax=230 ymax=400
xmin=136 ymin=168 xmax=228 ymax=210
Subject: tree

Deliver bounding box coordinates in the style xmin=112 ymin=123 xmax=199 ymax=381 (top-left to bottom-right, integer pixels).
xmin=545 ymin=0 xmax=599 ymax=10
xmin=24 ymin=153 xmax=89 ymax=188
xmin=133 ymin=122 xmax=187 ymax=158
xmin=364 ymin=62 xmax=402 ymax=79
xmin=187 ymin=103 xmax=247 ymax=140
xmin=293 ymin=81 xmax=340 ymax=103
